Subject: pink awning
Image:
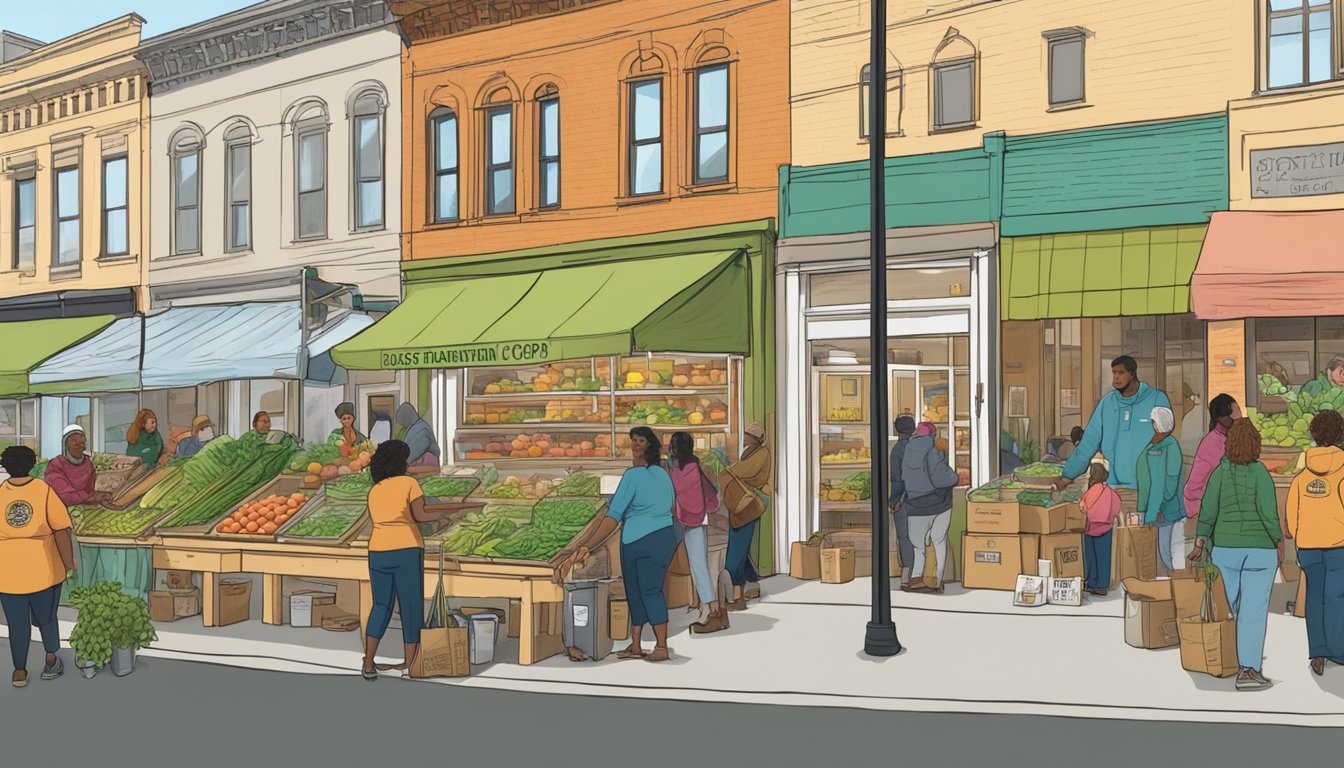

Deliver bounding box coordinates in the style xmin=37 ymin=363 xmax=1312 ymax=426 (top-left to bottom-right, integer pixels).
xmin=1192 ymin=210 xmax=1344 ymax=320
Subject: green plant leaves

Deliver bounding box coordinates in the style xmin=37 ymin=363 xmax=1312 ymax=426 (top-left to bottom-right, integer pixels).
xmin=69 ymin=581 xmax=157 ymax=668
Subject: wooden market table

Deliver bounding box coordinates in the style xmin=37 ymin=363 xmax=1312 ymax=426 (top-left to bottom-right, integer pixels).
xmin=80 ymin=534 xmax=568 ymax=665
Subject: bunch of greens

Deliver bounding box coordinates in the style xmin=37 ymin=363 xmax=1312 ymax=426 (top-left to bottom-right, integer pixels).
xmin=841 ymin=471 xmax=871 ymax=501
xmin=284 ymin=505 xmax=365 ymax=538
xmin=492 ymin=499 xmax=601 ymax=561
xmin=150 ymin=432 xmax=301 ymax=529
xmin=552 ymin=471 xmax=600 ymax=498
xmin=420 ymin=476 xmax=478 ymax=499
xmin=72 ymin=505 xmax=163 ymax=538
xmin=324 ymin=471 xmax=374 ymax=502
xmin=90 ymin=453 xmax=119 ymax=473
xmin=68 ymin=582 xmax=157 ymax=667
xmin=441 ymin=507 xmax=522 ymax=556
xmin=483 ymin=481 xmax=527 ymax=499
xmin=1016 ymin=463 xmax=1065 ymax=478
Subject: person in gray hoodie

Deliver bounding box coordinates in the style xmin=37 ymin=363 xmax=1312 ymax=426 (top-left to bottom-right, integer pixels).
xmin=888 ymin=415 xmax=917 ymax=587
xmin=900 ymin=421 xmax=960 ymax=593
xmin=395 ymin=403 xmax=441 ymax=467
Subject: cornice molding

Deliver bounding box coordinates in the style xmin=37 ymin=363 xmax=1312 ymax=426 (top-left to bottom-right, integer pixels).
xmin=391 ymin=0 xmax=614 ymax=43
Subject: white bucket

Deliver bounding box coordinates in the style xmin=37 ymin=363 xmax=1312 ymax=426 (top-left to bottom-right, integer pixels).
xmin=467 ymin=614 xmax=499 ymax=665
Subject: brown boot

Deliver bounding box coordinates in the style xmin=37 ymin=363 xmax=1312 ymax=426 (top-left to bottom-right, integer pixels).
xmin=725 ymin=598 xmax=748 ymax=612
xmin=691 ymin=608 xmax=730 ymax=635
xmin=901 ymin=578 xmax=927 ymax=593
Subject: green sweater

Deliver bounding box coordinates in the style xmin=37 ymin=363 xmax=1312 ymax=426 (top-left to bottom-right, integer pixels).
xmin=1196 ymin=458 xmax=1282 ymax=549
xmin=126 ymin=430 xmax=164 ymax=467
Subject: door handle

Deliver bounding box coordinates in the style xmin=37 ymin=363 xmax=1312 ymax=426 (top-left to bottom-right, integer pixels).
xmin=976 ymin=382 xmax=984 ymax=419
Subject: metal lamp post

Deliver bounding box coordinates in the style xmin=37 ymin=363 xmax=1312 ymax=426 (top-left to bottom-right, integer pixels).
xmin=863 ymin=0 xmax=902 ymax=657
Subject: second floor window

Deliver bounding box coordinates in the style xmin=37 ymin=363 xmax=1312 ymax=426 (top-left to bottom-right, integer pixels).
xmin=102 ymin=155 xmax=128 ymax=257
xmin=537 ymin=90 xmax=560 ymax=209
xmin=227 ymin=135 xmax=252 ymax=251
xmin=352 ymin=92 xmax=384 ymax=230
xmin=1267 ymin=1 xmax=1334 ymax=89
xmin=171 ymin=132 xmax=202 ymax=255
xmin=54 ymin=166 xmax=81 ymax=267
xmin=296 ymin=127 xmax=327 ymax=239
xmin=486 ymin=104 xmax=515 ymax=216
xmin=432 ymin=109 xmax=459 ymax=222
xmin=933 ymin=59 xmax=976 ymax=130
xmin=13 ymin=177 xmax=35 ymax=270
xmin=694 ymin=64 xmax=729 ymax=184
xmin=629 ymin=79 xmax=663 ymax=196
xmin=1046 ymin=30 xmax=1086 ymax=106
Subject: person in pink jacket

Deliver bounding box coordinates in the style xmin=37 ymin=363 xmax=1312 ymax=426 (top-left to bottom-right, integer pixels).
xmin=1081 ymin=462 xmax=1122 ymax=596
xmin=665 ymin=432 xmax=726 ymax=634
xmin=1183 ymin=395 xmax=1239 ymax=553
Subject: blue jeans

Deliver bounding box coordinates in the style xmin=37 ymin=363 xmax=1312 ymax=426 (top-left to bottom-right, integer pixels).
xmin=1212 ymin=546 xmax=1277 ymax=672
xmin=1084 ymin=530 xmax=1113 ymax=591
xmin=1 ymin=584 xmax=62 ymax=671
xmin=892 ymin=504 xmax=914 ymax=578
xmin=674 ymin=523 xmax=717 ymax=606
xmin=621 ymin=526 xmax=677 ymax=628
xmin=726 ymin=518 xmax=761 ymax=588
xmin=366 ymin=548 xmax=424 ymax=644
xmin=1298 ymin=547 xmax=1344 ymax=662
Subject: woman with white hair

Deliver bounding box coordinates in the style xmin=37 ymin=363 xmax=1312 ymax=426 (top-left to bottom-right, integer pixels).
xmin=1136 ymin=405 xmax=1187 ymax=571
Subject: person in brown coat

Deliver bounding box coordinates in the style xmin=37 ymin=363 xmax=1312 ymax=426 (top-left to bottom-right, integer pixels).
xmin=721 ymin=421 xmax=772 ymax=610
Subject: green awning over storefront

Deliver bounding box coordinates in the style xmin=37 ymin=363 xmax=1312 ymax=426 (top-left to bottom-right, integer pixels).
xmin=333 ymin=249 xmax=750 ymax=370
xmin=1000 ymin=224 xmax=1206 ymax=321
xmin=0 ymin=315 xmax=116 ymax=396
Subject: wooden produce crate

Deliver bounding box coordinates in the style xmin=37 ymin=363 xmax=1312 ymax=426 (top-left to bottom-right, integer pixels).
xmin=154 ymin=472 xmax=278 ymax=536
xmin=103 ymin=464 xmax=175 ymax=511
xmin=209 ymin=476 xmax=311 ymax=543
xmin=93 ymin=454 xmax=147 ymax=496
xmin=69 ymin=504 xmax=172 ymax=540
xmin=418 ymin=475 xmax=482 ymax=514
xmin=483 ymin=497 xmax=611 ymax=569
xmin=275 ymin=488 xmax=369 ymax=547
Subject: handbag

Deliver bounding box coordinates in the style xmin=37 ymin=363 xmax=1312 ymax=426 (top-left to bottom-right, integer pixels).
xmin=721 ymin=467 xmax=766 ymax=529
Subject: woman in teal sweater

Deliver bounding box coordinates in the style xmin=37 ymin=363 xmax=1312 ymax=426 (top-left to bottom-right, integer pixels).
xmin=1136 ymin=406 xmax=1186 ymax=571
xmin=1190 ymin=419 xmax=1283 ymax=691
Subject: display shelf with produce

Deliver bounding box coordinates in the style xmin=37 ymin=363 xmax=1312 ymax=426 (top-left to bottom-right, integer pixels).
xmin=210 ymin=477 xmax=312 ymax=542
xmin=275 ymin=489 xmax=369 ymax=547
xmin=69 ymin=504 xmax=168 ymax=539
xmin=151 ymin=432 xmax=303 ymax=536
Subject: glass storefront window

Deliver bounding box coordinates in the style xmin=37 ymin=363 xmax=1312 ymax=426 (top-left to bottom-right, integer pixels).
xmin=809 ymin=264 xmax=972 ymax=307
xmin=250 ymin=380 xmax=288 ymax=433
xmin=0 ymin=399 xmax=38 ymax=451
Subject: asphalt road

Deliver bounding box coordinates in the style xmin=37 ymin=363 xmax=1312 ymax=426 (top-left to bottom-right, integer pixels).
xmin=2 ymin=640 xmax=1338 ymax=767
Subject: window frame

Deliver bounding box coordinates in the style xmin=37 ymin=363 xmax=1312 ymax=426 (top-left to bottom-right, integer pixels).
xmin=858 ymin=64 xmax=905 ymax=140
xmin=12 ymin=175 xmax=35 ymax=271
xmin=53 ymin=164 xmax=82 ymax=270
xmin=294 ymin=120 xmax=329 ymax=241
xmin=1264 ymin=0 xmax=1338 ymax=90
xmin=430 ymin=108 xmax=460 ymax=224
xmin=627 ymin=77 xmax=665 ymax=198
xmin=692 ymin=63 xmax=731 ymax=186
xmin=351 ymin=93 xmax=386 ymax=232
xmin=225 ymin=130 xmax=253 ymax=253
xmin=170 ymin=135 xmax=203 ymax=256
xmin=536 ymin=92 xmax=561 ymax=210
xmin=1043 ymin=29 xmax=1088 ymax=108
xmin=931 ymin=57 xmax=978 ymax=133
xmin=484 ymin=103 xmax=516 ymax=217
xmin=100 ymin=154 xmax=129 ymax=259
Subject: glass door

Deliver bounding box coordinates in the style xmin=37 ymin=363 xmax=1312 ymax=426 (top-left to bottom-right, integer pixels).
xmin=890 ymin=365 xmax=970 ymax=487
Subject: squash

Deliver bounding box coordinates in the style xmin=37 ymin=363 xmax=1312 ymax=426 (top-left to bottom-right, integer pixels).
xmin=672 ymin=374 xmax=691 ymax=388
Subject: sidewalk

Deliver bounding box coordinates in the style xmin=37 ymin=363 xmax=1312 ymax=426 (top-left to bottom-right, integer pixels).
xmin=8 ymin=576 xmax=1344 ymax=726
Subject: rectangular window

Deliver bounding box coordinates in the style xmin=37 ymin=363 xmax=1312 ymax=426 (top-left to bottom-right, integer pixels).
xmin=354 ymin=114 xmax=384 ymax=229
xmin=173 ymin=153 xmax=200 ymax=254
xmin=538 ymin=97 xmax=560 ymax=208
xmin=13 ymin=177 xmax=35 ymax=270
xmin=228 ymin=143 xmax=252 ymax=251
xmin=54 ymin=166 xmax=81 ymax=267
xmin=859 ymin=67 xmax=903 ymax=139
xmin=694 ymin=65 xmax=730 ymax=184
xmin=629 ymin=80 xmax=663 ymax=196
xmin=101 ymin=156 xmax=128 ymax=257
xmin=933 ymin=60 xmax=975 ymax=130
xmin=296 ymin=129 xmax=327 ymax=239
xmin=1267 ymin=1 xmax=1335 ymax=89
xmin=485 ymin=106 xmax=514 ymax=216
xmin=433 ymin=112 xmax=459 ymax=222
xmin=1047 ymin=35 xmax=1086 ymax=105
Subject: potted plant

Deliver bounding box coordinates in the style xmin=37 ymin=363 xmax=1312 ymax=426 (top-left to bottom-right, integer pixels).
xmin=69 ymin=582 xmax=157 ymax=678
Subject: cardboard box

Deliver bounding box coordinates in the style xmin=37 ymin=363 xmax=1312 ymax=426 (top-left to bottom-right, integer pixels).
xmin=1064 ymin=503 xmax=1086 ymax=532
xmin=828 ymin=529 xmax=872 ymax=575
xmin=1123 ymin=570 xmax=1231 ymax=622
xmin=1124 ymin=595 xmax=1179 ymax=649
xmin=790 ymin=540 xmax=823 ymax=580
xmin=289 ymin=591 xmax=336 ymax=628
xmin=1039 ymin=532 xmax=1084 ymax=579
xmin=172 ymin=588 xmax=201 ymax=618
xmin=820 ymin=547 xmax=856 ymax=584
xmin=1113 ymin=526 xmax=1158 ymax=585
xmin=164 ymin=570 xmax=193 ymax=590
xmin=962 ymin=533 xmax=1039 ymax=590
xmin=312 ymin=602 xmax=354 ymax=628
xmin=967 ymin=501 xmax=1068 ymax=534
xmin=217 ymin=579 xmax=252 ymax=626
xmin=149 ymin=591 xmax=176 ymax=623
xmin=609 ymin=598 xmax=630 ymax=640
xmin=663 ymin=572 xmax=693 ymax=609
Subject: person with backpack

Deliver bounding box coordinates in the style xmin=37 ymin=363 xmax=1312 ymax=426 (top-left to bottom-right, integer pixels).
xmin=900 ymin=422 xmax=960 ymax=593
xmin=666 ymin=432 xmax=726 ymax=635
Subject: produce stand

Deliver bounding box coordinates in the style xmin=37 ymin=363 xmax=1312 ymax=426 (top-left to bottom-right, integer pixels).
xmin=208 ymin=476 xmax=312 ymax=543
xmin=274 ymin=487 xmax=370 ymax=547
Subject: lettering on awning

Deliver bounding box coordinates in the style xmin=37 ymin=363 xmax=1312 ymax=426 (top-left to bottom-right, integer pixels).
xmin=379 ymin=342 xmax=552 ymax=368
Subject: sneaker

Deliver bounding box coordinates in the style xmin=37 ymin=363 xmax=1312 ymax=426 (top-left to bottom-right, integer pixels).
xmin=1249 ymin=669 xmax=1270 ymax=686
xmin=1235 ymin=669 xmax=1270 ymax=691
xmin=40 ymin=657 xmax=63 ymax=681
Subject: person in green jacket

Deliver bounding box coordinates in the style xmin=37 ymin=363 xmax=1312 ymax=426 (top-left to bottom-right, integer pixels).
xmin=1299 ymin=356 xmax=1344 ymax=399
xmin=125 ymin=409 xmax=165 ymax=467
xmin=1136 ymin=406 xmax=1185 ymax=571
xmin=1189 ymin=419 xmax=1283 ymax=691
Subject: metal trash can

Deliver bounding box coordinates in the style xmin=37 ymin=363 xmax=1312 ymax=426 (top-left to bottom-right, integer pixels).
xmin=563 ymin=580 xmax=612 ymax=661
xmin=466 ymin=613 xmax=499 ymax=665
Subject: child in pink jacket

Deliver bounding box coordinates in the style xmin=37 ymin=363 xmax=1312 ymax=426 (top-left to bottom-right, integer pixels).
xmin=1080 ymin=462 xmax=1122 ymax=596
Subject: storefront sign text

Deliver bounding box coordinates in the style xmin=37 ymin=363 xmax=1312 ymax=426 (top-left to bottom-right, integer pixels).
xmin=1251 ymin=142 xmax=1344 ymax=198
xmin=380 ymin=342 xmax=552 ymax=368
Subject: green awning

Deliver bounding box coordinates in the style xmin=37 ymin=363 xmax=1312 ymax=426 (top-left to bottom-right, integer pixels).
xmin=1000 ymin=224 xmax=1206 ymax=321
xmin=333 ymin=250 xmax=750 ymax=369
xmin=0 ymin=315 xmax=116 ymax=396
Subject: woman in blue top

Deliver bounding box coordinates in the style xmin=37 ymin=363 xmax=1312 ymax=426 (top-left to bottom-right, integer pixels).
xmin=559 ymin=426 xmax=676 ymax=663
xmin=1136 ymin=406 xmax=1187 ymax=572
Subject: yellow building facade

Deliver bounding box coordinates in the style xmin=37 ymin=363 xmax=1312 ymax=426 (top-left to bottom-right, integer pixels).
xmin=0 ymin=15 xmax=148 ymax=314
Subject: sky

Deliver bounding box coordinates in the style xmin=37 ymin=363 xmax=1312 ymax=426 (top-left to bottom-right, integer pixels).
xmin=3 ymin=0 xmax=264 ymax=44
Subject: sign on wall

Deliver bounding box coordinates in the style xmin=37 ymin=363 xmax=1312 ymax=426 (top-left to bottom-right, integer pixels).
xmin=1251 ymin=142 xmax=1344 ymax=198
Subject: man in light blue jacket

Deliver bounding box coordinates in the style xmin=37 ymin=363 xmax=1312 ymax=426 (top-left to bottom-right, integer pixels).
xmin=1054 ymin=356 xmax=1172 ymax=490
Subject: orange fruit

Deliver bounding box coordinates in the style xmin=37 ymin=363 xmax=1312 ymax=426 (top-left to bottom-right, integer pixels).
xmin=261 ymin=523 xmax=277 ymax=534
xmin=245 ymin=521 xmax=260 ymax=532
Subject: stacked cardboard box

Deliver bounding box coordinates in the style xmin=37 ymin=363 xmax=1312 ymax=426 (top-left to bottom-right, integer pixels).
xmin=1122 ymin=569 xmax=1232 ymax=655
xmin=962 ymin=497 xmax=1082 ymax=591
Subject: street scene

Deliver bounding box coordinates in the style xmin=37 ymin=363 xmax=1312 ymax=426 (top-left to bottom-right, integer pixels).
xmin=2 ymin=0 xmax=1344 ymax=762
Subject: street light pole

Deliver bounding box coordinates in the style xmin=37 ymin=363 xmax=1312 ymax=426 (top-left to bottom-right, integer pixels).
xmin=864 ymin=0 xmax=901 ymax=658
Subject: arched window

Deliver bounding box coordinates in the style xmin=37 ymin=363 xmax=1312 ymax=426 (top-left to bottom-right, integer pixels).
xmin=289 ymin=100 xmax=329 ymax=240
xmin=482 ymin=87 xmax=515 ymax=216
xmin=169 ymin=126 xmax=204 ymax=255
xmin=223 ymin=122 xmax=254 ymax=251
xmin=349 ymin=86 xmax=387 ymax=231
xmin=430 ymin=106 xmax=459 ymax=222
xmin=859 ymin=59 xmax=903 ymax=139
xmin=931 ymin=30 xmax=977 ymax=132
xmin=623 ymin=50 xmax=669 ymax=197
xmin=535 ymin=84 xmax=560 ymax=209
xmin=691 ymin=48 xmax=731 ymax=185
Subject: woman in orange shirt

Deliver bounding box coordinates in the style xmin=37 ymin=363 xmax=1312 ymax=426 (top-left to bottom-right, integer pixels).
xmin=360 ymin=440 xmax=444 ymax=681
xmin=0 ymin=445 xmax=76 ymax=688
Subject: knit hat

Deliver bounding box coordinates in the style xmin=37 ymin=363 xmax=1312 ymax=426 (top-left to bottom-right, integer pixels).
xmin=894 ymin=415 xmax=916 ymax=435
xmin=745 ymin=422 xmax=766 ymax=441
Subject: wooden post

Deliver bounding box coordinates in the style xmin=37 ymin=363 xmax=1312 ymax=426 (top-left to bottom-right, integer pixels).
xmin=262 ymin=574 xmax=283 ymax=625
xmin=518 ymin=589 xmax=536 ymax=665
xmin=201 ymin=573 xmax=219 ymax=628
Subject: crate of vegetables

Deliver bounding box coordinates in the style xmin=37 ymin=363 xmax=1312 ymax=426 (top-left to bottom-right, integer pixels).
xmin=419 ymin=475 xmax=481 ymax=505
xmin=548 ymin=471 xmax=602 ymax=499
xmin=1012 ymin=462 xmax=1066 ymax=489
xmin=211 ymin=476 xmax=312 ymax=541
xmin=91 ymin=453 xmax=147 ymax=496
xmin=69 ymin=503 xmax=169 ymax=540
xmin=480 ymin=497 xmax=608 ymax=565
xmin=476 ymin=474 xmax=562 ymax=506
xmin=275 ymin=489 xmax=369 ymax=547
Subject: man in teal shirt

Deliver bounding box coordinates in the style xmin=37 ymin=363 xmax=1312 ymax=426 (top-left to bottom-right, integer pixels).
xmin=1054 ymin=356 xmax=1172 ymax=490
